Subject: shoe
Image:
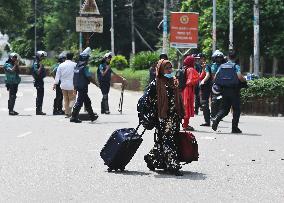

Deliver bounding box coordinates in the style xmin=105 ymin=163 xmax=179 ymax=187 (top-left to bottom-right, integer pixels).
xmin=105 ymin=111 xmax=110 ymax=114
xmin=200 ymin=123 xmax=210 ymax=127
xmin=9 ymin=111 xmax=19 ymax=116
xmin=232 ymin=127 xmax=242 ymax=134
xmin=184 ymin=126 xmax=194 ymax=131
xmin=90 ymin=113 xmax=99 ymax=122
xmin=65 ymin=114 xmax=71 ymax=118
xmin=144 ymin=155 xmax=155 ymax=171
xmin=58 ymin=110 xmax=65 ymax=115
xmin=53 ymin=111 xmax=60 ymax=115
xmin=212 ymin=119 xmax=218 ymax=131
xmin=36 ymin=111 xmax=46 ymax=115
xmin=70 ymin=117 xmax=82 ymax=123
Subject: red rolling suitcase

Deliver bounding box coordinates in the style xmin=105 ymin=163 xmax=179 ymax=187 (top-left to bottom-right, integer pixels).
xmin=100 ymin=125 xmax=145 ymax=172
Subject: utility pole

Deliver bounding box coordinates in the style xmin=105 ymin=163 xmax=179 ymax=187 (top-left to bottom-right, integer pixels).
xmin=34 ymin=0 xmax=37 ymax=55
xmin=79 ymin=0 xmax=83 ymax=52
xmin=229 ymin=0 xmax=233 ymax=50
xmin=111 ymin=0 xmax=115 ymax=54
xmin=130 ymin=0 xmax=135 ymax=55
xmin=162 ymin=0 xmax=168 ymax=54
xmin=212 ymin=0 xmax=216 ymax=52
xmin=254 ymin=0 xmax=260 ymax=76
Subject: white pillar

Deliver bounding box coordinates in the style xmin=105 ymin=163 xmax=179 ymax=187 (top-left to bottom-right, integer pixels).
xmin=111 ymin=0 xmax=115 ymax=54
xmin=253 ymin=0 xmax=260 ymax=76
xmin=229 ymin=0 xmax=233 ymax=50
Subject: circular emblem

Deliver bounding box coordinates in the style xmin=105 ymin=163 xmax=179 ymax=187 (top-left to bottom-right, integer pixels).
xmin=180 ymin=15 xmax=189 ymax=24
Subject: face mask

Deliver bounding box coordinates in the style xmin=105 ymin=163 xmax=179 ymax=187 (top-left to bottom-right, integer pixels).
xmin=164 ymin=72 xmax=175 ymax=79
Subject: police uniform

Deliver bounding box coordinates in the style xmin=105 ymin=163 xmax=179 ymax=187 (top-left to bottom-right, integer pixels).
xmin=70 ymin=57 xmax=98 ymax=123
xmin=97 ymin=62 xmax=112 ymax=114
xmin=212 ymin=60 xmax=242 ymax=133
xmin=52 ymin=63 xmax=64 ymax=115
xmin=3 ymin=58 xmax=21 ymax=115
xmin=32 ymin=59 xmax=47 ymax=115
xmin=194 ymin=62 xmax=203 ymax=115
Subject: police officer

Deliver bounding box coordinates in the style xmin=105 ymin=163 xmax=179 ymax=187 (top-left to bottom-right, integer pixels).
xmin=32 ymin=51 xmax=47 ymax=115
xmin=194 ymin=53 xmax=205 ymax=115
xmin=70 ymin=48 xmax=99 ymax=123
xmin=212 ymin=50 xmax=246 ymax=133
xmin=3 ymin=53 xmax=21 ymax=115
xmin=97 ymin=52 xmax=126 ymax=114
xmin=51 ymin=52 xmax=66 ymax=115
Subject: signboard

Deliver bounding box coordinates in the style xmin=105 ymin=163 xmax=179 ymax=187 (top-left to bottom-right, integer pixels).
xmin=80 ymin=0 xmax=100 ymax=15
xmin=170 ymin=12 xmax=199 ymax=49
xmin=76 ymin=17 xmax=103 ymax=33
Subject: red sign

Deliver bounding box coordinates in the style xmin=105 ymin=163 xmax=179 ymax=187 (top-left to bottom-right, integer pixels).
xmin=170 ymin=12 xmax=199 ymax=49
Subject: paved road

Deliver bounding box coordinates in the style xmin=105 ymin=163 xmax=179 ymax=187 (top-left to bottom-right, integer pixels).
xmin=0 ymin=75 xmax=284 ymax=202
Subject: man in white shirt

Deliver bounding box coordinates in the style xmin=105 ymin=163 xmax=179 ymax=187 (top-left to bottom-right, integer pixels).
xmin=54 ymin=52 xmax=77 ymax=117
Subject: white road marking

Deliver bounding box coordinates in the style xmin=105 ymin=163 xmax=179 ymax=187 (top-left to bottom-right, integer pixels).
xmin=17 ymin=131 xmax=32 ymax=138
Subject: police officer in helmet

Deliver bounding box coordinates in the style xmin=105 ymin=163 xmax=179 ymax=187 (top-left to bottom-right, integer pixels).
xmin=32 ymin=50 xmax=47 ymax=115
xmin=52 ymin=52 xmax=66 ymax=115
xmin=212 ymin=50 xmax=246 ymax=133
xmin=3 ymin=53 xmax=21 ymax=115
xmin=70 ymin=47 xmax=99 ymax=123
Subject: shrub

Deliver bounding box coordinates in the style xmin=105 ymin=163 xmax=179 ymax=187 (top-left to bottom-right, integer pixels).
xmin=110 ymin=55 xmax=128 ymax=70
xmin=130 ymin=51 xmax=159 ymax=70
xmin=240 ymin=77 xmax=284 ymax=103
xmin=42 ymin=58 xmax=57 ymax=68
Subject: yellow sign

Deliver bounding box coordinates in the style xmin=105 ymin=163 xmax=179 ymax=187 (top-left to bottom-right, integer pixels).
xmin=80 ymin=0 xmax=100 ymax=15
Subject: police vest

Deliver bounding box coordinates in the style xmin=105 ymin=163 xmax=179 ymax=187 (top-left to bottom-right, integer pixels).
xmin=73 ymin=62 xmax=90 ymax=89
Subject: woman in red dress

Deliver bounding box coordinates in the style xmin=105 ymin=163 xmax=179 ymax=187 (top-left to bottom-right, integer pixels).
xmin=181 ymin=55 xmax=200 ymax=131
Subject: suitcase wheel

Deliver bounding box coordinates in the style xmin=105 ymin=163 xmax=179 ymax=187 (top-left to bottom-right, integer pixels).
xmin=120 ymin=167 xmax=125 ymax=172
xmin=107 ymin=168 xmax=113 ymax=172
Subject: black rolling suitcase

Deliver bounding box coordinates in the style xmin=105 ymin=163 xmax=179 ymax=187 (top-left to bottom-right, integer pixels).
xmin=100 ymin=125 xmax=145 ymax=172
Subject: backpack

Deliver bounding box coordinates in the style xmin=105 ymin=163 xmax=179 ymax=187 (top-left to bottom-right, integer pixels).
xmin=176 ymin=66 xmax=186 ymax=90
xmin=214 ymin=63 xmax=239 ymax=87
xmin=137 ymin=80 xmax=159 ymax=130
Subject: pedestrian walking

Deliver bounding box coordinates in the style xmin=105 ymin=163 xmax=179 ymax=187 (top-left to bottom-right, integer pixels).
xmin=144 ymin=59 xmax=184 ymax=176
xmin=32 ymin=51 xmax=47 ymax=115
xmin=70 ymin=48 xmax=99 ymax=123
xmin=212 ymin=50 xmax=246 ymax=133
xmin=181 ymin=55 xmax=200 ymax=131
xmin=3 ymin=53 xmax=21 ymax=115
xmin=54 ymin=52 xmax=77 ymax=118
xmin=97 ymin=52 xmax=126 ymax=114
xmin=51 ymin=53 xmax=66 ymax=115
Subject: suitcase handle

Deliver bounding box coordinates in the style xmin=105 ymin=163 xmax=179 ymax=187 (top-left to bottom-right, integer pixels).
xmin=135 ymin=123 xmax=146 ymax=136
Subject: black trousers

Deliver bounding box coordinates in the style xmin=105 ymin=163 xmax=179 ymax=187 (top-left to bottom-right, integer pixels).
xmin=215 ymin=88 xmax=241 ymax=128
xmin=36 ymin=85 xmax=44 ymax=110
xmin=194 ymin=86 xmax=201 ymax=114
xmin=73 ymin=87 xmax=93 ymax=114
xmin=100 ymin=82 xmax=111 ymax=113
xmin=6 ymin=84 xmax=18 ymax=111
xmin=53 ymin=84 xmax=63 ymax=112
xmin=200 ymin=85 xmax=211 ymax=124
